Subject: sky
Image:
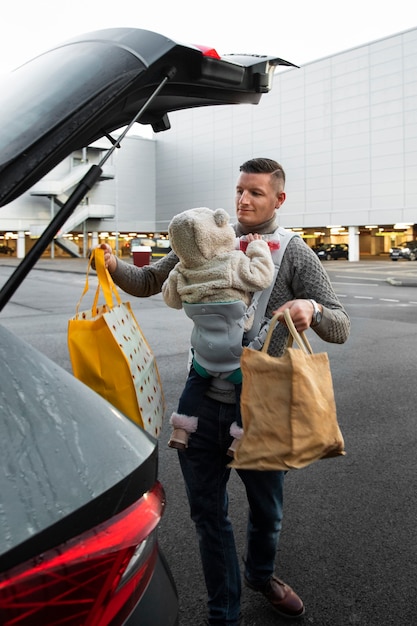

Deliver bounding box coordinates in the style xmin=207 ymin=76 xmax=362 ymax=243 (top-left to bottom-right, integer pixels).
xmin=1 ymin=0 xmax=416 ymax=76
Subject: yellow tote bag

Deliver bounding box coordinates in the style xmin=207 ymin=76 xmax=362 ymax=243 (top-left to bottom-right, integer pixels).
xmin=68 ymin=248 xmax=165 ymax=437
xmin=230 ymin=309 xmax=345 ymax=471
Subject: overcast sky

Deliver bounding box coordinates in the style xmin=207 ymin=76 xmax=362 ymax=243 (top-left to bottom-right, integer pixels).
xmin=1 ymin=0 xmax=416 ymax=76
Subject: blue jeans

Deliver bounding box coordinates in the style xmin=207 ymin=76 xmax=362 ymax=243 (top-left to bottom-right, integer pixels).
xmin=178 ymin=395 xmax=285 ymax=626
xmin=177 ymin=364 xmax=242 ymax=428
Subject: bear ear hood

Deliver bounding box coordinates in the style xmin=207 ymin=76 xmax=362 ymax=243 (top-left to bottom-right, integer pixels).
xmin=168 ymin=207 xmax=236 ymax=266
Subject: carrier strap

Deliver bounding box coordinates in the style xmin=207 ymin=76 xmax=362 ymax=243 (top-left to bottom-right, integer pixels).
xmin=243 ymin=227 xmax=299 ymax=350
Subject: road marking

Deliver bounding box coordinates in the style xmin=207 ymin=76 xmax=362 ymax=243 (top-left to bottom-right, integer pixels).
xmin=335 ymin=276 xmax=386 ymax=283
xmin=336 ymin=293 xmax=417 ymax=305
xmin=332 ymin=282 xmax=379 ymax=286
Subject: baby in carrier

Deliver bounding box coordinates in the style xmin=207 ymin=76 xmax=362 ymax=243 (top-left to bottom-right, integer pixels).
xmin=162 ymin=207 xmax=274 ymax=457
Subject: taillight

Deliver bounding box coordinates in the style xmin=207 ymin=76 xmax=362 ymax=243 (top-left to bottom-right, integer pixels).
xmin=0 ymin=481 xmax=165 ymax=626
xmin=193 ymin=44 xmax=221 ymax=59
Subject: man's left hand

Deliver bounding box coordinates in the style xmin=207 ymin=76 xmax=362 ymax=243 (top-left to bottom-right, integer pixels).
xmin=273 ymin=299 xmax=319 ymax=333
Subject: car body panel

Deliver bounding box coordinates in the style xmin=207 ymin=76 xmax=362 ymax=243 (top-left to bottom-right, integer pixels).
xmin=0 ymin=323 xmax=158 ymax=572
xmin=125 ymin=550 xmax=179 ymax=626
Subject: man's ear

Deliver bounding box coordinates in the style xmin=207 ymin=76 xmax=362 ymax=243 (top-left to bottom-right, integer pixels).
xmin=275 ymin=192 xmax=286 ymax=209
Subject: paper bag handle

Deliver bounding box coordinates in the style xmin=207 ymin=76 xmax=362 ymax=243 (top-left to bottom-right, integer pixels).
xmin=262 ymin=308 xmax=313 ymax=355
xmin=75 ymin=248 xmax=121 ymax=316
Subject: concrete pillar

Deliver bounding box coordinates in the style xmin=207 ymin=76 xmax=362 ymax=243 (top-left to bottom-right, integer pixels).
xmin=16 ymin=230 xmax=25 ymax=259
xmin=83 ymin=221 xmax=88 ymax=258
xmin=50 ymin=196 xmax=55 ymax=259
xmin=91 ymin=231 xmax=99 ymax=249
xmin=348 ymin=226 xmax=360 ymax=262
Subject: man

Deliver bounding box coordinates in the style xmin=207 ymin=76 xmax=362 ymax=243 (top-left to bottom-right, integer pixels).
xmin=101 ymin=158 xmax=350 ymax=626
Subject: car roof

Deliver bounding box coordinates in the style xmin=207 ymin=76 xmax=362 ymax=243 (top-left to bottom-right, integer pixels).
xmin=0 ymin=27 xmax=296 ymax=207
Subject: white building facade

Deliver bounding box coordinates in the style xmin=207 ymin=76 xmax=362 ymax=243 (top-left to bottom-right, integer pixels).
xmin=154 ymin=26 xmax=417 ymax=259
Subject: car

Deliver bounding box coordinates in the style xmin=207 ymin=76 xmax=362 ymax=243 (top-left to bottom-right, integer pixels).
xmin=311 ymin=244 xmax=327 ymax=255
xmin=389 ymin=240 xmax=417 ymax=261
xmin=315 ymin=243 xmax=349 ymax=261
xmin=0 ymin=28 xmax=291 ymax=625
xmin=0 ymin=244 xmax=13 ymax=255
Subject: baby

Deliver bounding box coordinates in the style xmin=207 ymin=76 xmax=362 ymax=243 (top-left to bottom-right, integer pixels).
xmin=162 ymin=207 xmax=274 ymax=456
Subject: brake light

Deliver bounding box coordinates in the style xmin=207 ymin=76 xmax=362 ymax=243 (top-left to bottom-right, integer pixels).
xmin=0 ymin=481 xmax=165 ymax=626
xmin=193 ymin=44 xmax=221 ymax=59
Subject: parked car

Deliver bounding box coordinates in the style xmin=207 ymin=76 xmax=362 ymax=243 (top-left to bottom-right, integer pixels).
xmin=0 ymin=244 xmax=13 ymax=255
xmin=315 ymin=243 xmax=349 ymax=261
xmin=0 ymin=28 xmax=290 ymax=625
xmin=311 ymin=244 xmax=327 ymax=255
xmin=389 ymin=240 xmax=417 ymax=261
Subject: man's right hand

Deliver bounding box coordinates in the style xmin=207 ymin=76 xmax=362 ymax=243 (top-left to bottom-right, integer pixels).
xmin=99 ymin=243 xmax=117 ymax=274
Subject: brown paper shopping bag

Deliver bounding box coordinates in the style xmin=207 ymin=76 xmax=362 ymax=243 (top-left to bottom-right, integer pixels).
xmin=230 ymin=309 xmax=345 ymax=470
xmin=68 ymin=248 xmax=165 ymax=437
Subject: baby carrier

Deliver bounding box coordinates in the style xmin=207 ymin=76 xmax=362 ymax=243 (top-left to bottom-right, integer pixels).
xmin=183 ymin=227 xmax=299 ymax=375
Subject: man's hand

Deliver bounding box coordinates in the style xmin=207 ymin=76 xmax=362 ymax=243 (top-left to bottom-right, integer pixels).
xmin=273 ymin=299 xmax=321 ymax=333
xmin=99 ymin=243 xmax=117 ymax=274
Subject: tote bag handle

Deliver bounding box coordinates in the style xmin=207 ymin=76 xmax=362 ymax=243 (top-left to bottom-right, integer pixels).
xmin=75 ymin=248 xmax=121 ymax=317
xmin=262 ymin=309 xmax=313 ymax=355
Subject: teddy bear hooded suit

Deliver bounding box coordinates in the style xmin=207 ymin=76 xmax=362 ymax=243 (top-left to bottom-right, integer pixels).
xmin=162 ymin=206 xmax=274 ymax=308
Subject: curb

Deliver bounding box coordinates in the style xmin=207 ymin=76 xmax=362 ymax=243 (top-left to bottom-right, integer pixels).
xmin=386 ymin=277 xmax=417 ymax=287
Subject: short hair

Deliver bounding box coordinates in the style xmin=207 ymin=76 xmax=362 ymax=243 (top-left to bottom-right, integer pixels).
xmin=239 ymin=157 xmax=286 ymax=187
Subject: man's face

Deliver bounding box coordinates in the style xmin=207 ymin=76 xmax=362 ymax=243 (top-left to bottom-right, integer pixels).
xmin=235 ymin=171 xmax=286 ymax=228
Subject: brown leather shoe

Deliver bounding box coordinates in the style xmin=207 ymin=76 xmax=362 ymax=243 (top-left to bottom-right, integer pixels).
xmin=244 ymin=575 xmax=305 ymax=618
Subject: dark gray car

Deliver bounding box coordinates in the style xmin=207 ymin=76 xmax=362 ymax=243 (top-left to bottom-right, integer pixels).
xmin=316 ymin=243 xmax=349 ymax=261
xmin=389 ymin=240 xmax=417 ymax=261
xmin=0 ymin=28 xmax=293 ymax=625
